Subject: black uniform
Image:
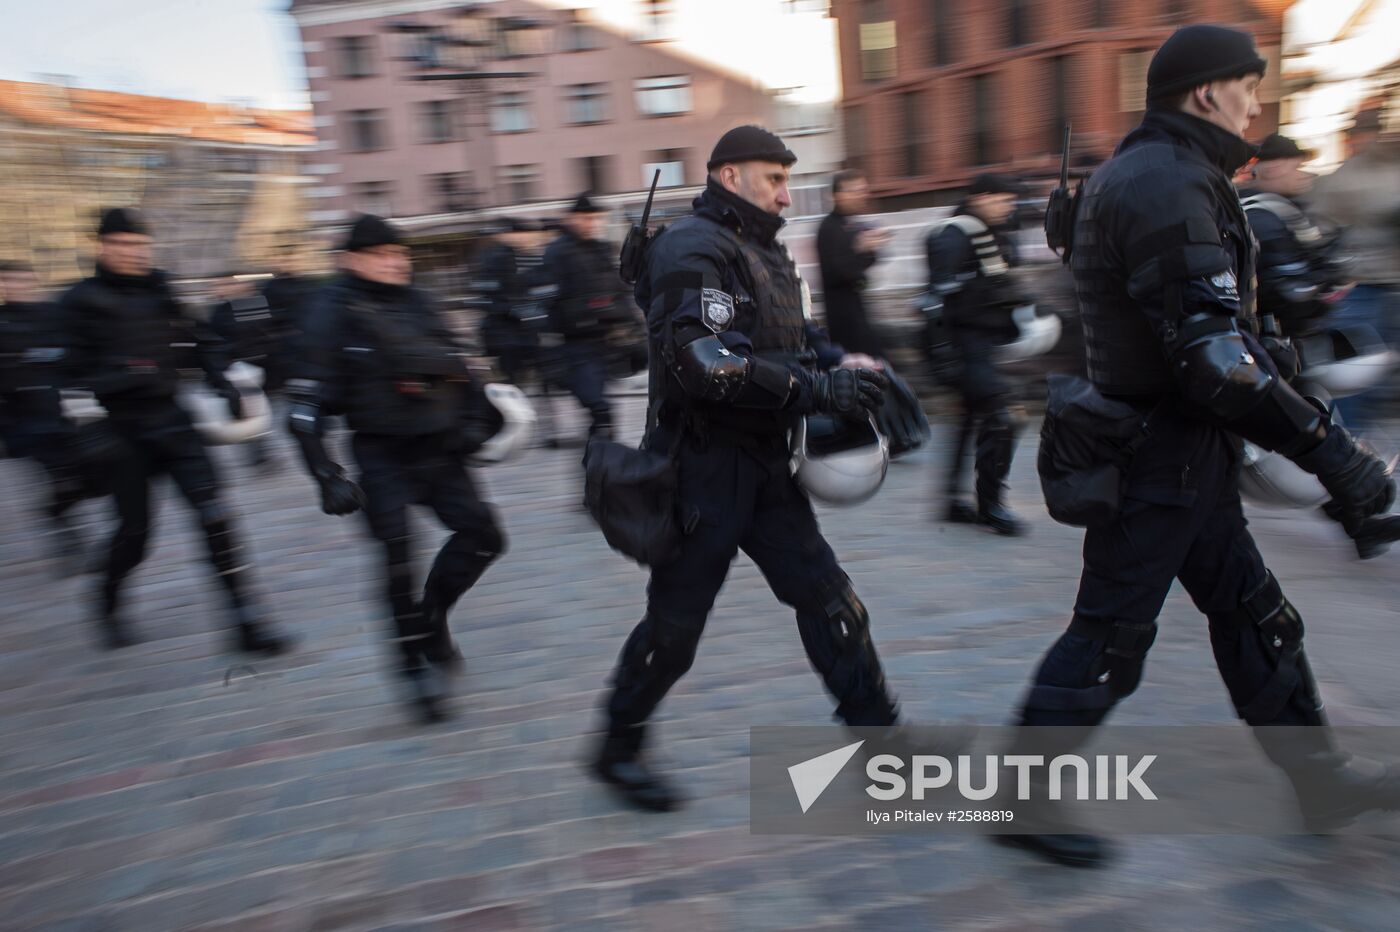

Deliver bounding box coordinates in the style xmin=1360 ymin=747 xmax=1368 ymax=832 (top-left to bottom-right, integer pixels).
xmin=926 ymin=209 xmax=1027 ymax=529
xmin=1015 ymin=108 xmax=1396 ymax=848
xmin=540 ymin=228 xmax=629 ymax=439
xmin=816 ymin=210 xmax=884 ymax=357
xmin=289 ymin=270 xmax=505 ymax=721
xmin=477 ymin=241 xmax=543 ymax=385
xmin=600 ymin=179 xmax=898 ymax=779
xmin=1241 ymin=189 xmax=1348 ymax=338
xmin=0 ymin=298 xmax=108 ymax=526
xmin=261 ymin=273 xmax=316 ymax=361
xmin=59 ymin=264 xmax=287 ymax=652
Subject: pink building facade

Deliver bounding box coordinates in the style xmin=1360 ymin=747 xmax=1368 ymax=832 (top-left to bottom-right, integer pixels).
xmin=290 ymin=0 xmax=811 ymax=231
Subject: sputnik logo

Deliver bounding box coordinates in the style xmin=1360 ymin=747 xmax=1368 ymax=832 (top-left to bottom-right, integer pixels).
xmin=787 ymin=740 xmax=865 ymax=813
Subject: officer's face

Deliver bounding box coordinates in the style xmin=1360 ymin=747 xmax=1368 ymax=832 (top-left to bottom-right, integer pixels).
xmin=98 ymin=233 xmax=154 ymax=278
xmin=344 ymin=244 xmax=412 ymax=286
xmin=724 ymin=161 xmax=792 ymax=217
xmin=1256 ymin=157 xmax=1313 ymax=197
xmin=568 ymin=213 xmax=606 ymax=241
xmin=1203 ymin=74 xmax=1263 ymax=138
xmin=970 ymin=192 xmax=1017 ymax=227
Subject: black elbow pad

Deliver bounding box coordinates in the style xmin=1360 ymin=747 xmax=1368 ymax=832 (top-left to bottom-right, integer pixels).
xmin=1168 ymin=316 xmax=1274 ymax=419
xmin=672 ymin=335 xmax=793 ymax=408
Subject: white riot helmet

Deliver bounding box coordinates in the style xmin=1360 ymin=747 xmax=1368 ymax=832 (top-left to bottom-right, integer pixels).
xmin=60 ymin=390 xmax=108 ymax=426
xmin=179 ymin=361 xmax=272 ymax=445
xmin=997 ymin=304 xmax=1062 ymax=363
xmin=1294 ymin=325 xmax=1397 ymax=399
xmin=470 ymin=383 xmax=537 ymax=465
xmin=1237 ymin=440 xmax=1330 ymax=510
xmin=790 ymin=413 xmax=889 ymax=506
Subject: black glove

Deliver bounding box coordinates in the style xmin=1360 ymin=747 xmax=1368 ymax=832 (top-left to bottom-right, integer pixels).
xmin=1295 ymin=425 xmax=1396 ymax=535
xmin=217 ymin=382 xmax=243 ymax=420
xmin=313 ymin=465 xmax=366 ymax=517
xmin=1260 ymin=335 xmax=1300 ymax=383
xmin=811 ymin=368 xmax=887 ymax=416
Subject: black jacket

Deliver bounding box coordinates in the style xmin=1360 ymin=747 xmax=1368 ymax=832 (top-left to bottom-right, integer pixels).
xmin=816 ymin=210 xmax=882 ymax=356
xmin=639 ymin=178 xmax=841 ymax=437
xmin=541 ymin=229 xmax=628 ymax=341
xmin=926 ymin=206 xmax=1024 ymax=343
xmin=0 ymin=300 xmax=65 ymax=424
xmin=1240 ymin=188 xmax=1347 ymax=337
xmin=1071 ymin=108 xmax=1258 ymax=397
xmin=297 ymin=272 xmax=471 ymax=437
xmin=59 ymin=265 xmax=231 ymax=415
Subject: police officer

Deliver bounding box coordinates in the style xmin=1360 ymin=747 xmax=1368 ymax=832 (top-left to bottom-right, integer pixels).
xmin=540 ymin=194 xmax=629 ymax=441
xmin=0 ymin=260 xmax=107 ymax=562
xmin=926 ymin=173 xmax=1030 ymax=536
xmin=288 ymin=215 xmax=506 ymax=724
xmin=60 ymin=209 xmax=293 ymax=653
xmin=591 ymin=126 xmax=899 ymax=812
xmin=477 ymin=218 xmax=546 ymax=386
xmin=1004 ymin=26 xmax=1399 ymax=866
xmin=1240 ymin=133 xmax=1351 ymax=340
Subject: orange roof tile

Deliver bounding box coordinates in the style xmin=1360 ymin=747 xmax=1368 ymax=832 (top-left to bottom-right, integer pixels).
xmin=0 ymin=80 xmax=314 ymax=147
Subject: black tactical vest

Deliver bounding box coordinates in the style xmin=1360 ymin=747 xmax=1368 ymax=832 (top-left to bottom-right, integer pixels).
xmin=1074 ymin=143 xmax=1258 ymax=398
xmin=725 ymin=230 xmax=807 ymax=357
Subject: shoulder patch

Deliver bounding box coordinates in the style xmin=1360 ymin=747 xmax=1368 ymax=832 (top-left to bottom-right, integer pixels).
xmin=701 ymin=288 xmax=734 ymax=333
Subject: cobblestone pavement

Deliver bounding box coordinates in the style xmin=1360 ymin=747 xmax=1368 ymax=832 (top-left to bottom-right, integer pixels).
xmin=2 ymin=396 xmax=1399 ymax=931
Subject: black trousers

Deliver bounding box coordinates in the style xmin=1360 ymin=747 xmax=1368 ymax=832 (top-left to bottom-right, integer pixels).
xmin=1020 ymin=406 xmax=1321 ymax=729
xmin=102 ymin=405 xmax=250 ymax=617
xmin=352 ymin=431 xmax=506 ymax=667
xmin=557 ymin=340 xmax=612 ymax=439
xmin=2 ymin=418 xmax=107 ymax=520
xmin=605 ymin=429 xmax=898 ymax=731
xmin=945 ymin=338 xmax=1018 ymax=503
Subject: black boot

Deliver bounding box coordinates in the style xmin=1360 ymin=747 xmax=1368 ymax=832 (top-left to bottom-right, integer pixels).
xmin=96 ymin=584 xmax=138 ymax=650
xmin=943 ymin=499 xmax=980 ymax=524
xmin=591 ymin=724 xmax=683 ymax=812
xmin=420 ymin=605 xmax=465 ymax=675
xmin=230 ymin=607 xmax=295 ymax=656
xmin=1288 ymin=754 xmax=1400 ymax=833
xmin=978 ymin=499 xmax=1027 ymax=537
xmin=401 ymin=659 xmax=451 ymax=725
xmin=1350 ymin=513 xmax=1400 ymax=560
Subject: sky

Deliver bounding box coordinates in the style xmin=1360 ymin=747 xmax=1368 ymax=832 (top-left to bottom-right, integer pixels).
xmin=1 ymin=0 xmax=310 ymax=109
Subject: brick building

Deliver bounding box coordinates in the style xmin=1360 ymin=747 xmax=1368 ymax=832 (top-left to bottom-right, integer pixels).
xmin=831 ymin=0 xmax=1292 ymax=207
xmin=0 ymin=80 xmax=314 ymax=283
xmin=289 ymin=0 xmax=843 ymax=234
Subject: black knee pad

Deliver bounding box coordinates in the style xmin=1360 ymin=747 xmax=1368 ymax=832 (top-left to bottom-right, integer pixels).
xmin=1025 ymin=618 xmax=1158 ymax=715
xmin=1222 ymin=571 xmax=1321 ymax=724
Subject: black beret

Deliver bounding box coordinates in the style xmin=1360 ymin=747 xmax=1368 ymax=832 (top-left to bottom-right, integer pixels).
xmin=707 ymin=125 xmax=797 ymax=171
xmin=1255 ymin=133 xmax=1314 ymax=162
xmin=341 ymin=214 xmax=403 ymax=252
xmin=1146 ymin=25 xmax=1267 ymax=104
xmin=570 ymin=193 xmax=607 ymax=214
xmin=97 ymin=208 xmax=149 ymax=237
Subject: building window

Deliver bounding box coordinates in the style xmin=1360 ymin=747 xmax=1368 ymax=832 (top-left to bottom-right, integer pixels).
xmin=971 ymin=74 xmax=996 ymax=166
xmin=561 ymin=9 xmax=604 ymax=51
xmin=499 ymin=19 xmax=547 ymax=58
xmin=355 ymin=181 xmax=393 ymax=217
xmin=642 ymin=149 xmax=688 ymax=188
xmin=429 ymin=172 xmax=472 ymax=212
xmin=491 ymin=91 xmax=534 ymax=133
xmin=901 ymin=92 xmax=921 ymax=176
xmin=337 ymin=36 xmax=376 ymax=78
xmin=634 ymin=75 xmax=692 ymax=116
xmin=859 ymin=2 xmax=897 ymax=82
xmin=564 ymin=83 xmax=609 ymax=125
xmin=576 ymin=155 xmax=613 ymax=194
xmin=418 ymin=100 xmax=462 ymax=144
xmin=346 ymin=109 xmax=387 ymax=151
xmin=1119 ymin=49 xmax=1153 ymax=114
xmin=928 ymin=0 xmax=952 ymax=67
xmin=1008 ymin=0 xmax=1031 ymax=47
xmin=500 ymin=164 xmax=540 ymax=202
xmin=1048 ymin=56 xmax=1069 ymax=154
xmin=641 ymin=0 xmax=677 ymax=41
